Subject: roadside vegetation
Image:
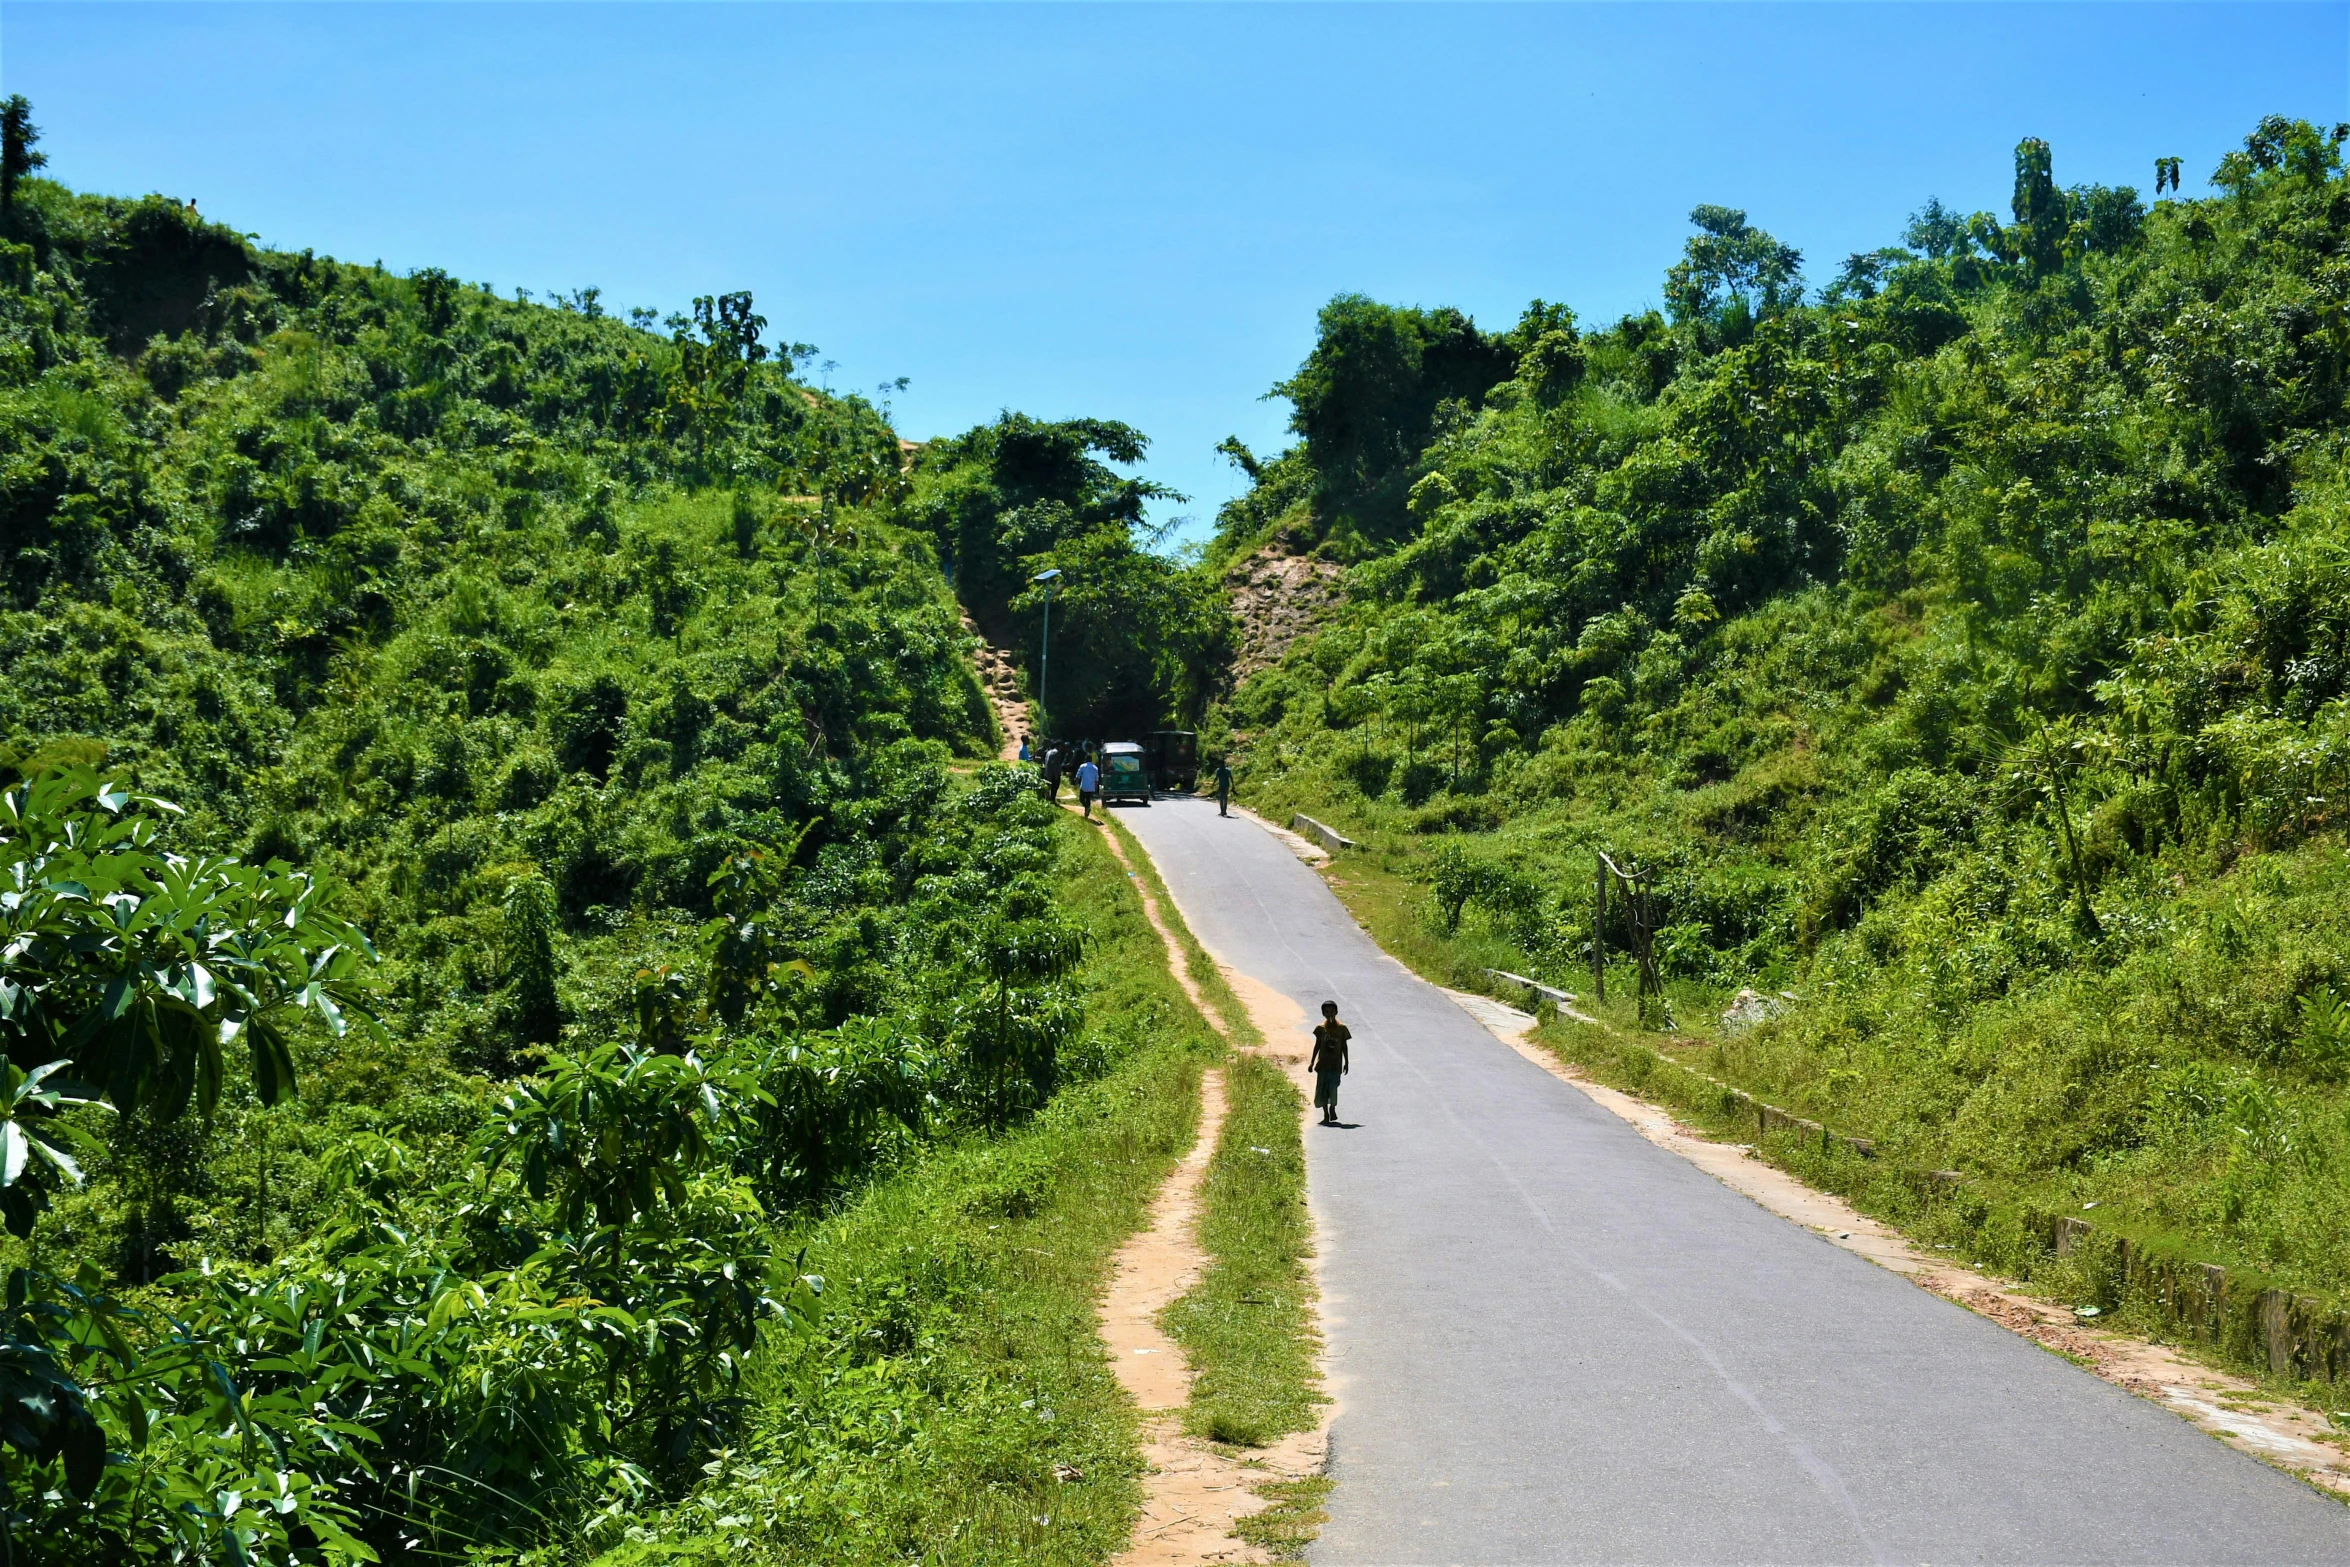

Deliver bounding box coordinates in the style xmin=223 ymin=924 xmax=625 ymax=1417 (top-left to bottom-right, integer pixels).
xmin=1096 ymin=812 xmax=1328 ymax=1559
xmin=1162 ymin=1050 xmax=1320 ymax=1450
xmin=1209 ymin=117 xmax=2350 ymax=1331
xmin=596 ymin=815 xmax=1224 ymax=1567
xmin=1098 ymin=813 xmax=1262 ymax=1049
xmin=0 ymin=98 xmax=1269 ymax=1567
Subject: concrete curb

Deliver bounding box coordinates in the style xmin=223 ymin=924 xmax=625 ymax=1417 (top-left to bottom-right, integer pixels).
xmin=1288 ymin=813 xmax=1355 ymax=853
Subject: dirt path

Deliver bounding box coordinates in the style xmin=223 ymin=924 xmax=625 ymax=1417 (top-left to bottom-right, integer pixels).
xmin=1089 ymin=818 xmax=1330 ymax=1565
xmin=962 ymin=610 xmax=1030 ymax=760
xmin=1444 ymin=987 xmax=2350 ymax=1501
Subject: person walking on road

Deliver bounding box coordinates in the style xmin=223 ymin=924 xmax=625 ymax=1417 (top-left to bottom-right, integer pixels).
xmin=1075 ymin=755 xmax=1100 ymax=819
xmin=1213 ymin=759 xmax=1233 ymax=817
xmin=1310 ymin=1001 xmax=1350 ymax=1125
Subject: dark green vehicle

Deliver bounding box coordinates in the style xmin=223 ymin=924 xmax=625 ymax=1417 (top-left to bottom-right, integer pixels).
xmin=1100 ymin=742 xmax=1152 ymax=805
xmin=1144 ymin=730 xmax=1197 ymax=792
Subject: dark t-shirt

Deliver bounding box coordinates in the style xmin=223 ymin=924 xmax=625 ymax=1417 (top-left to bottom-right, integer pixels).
xmin=1310 ymin=1019 xmax=1350 ymax=1073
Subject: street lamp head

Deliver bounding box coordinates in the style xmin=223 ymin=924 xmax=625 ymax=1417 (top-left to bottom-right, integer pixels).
xmin=1031 ymin=568 xmax=1062 ymax=584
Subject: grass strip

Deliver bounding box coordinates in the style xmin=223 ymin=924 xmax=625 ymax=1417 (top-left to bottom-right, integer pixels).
xmin=1100 ymin=809 xmax=1263 ymax=1048
xmin=1231 ymin=1476 xmax=1335 ymax=1560
xmin=603 ymin=814 xmax=1219 ymax=1566
xmin=1162 ymin=1049 xmax=1324 ymax=1449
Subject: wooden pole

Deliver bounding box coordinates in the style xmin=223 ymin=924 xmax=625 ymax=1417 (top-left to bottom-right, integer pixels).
xmin=1592 ymin=851 xmax=1607 ymax=1005
xmin=1635 ymin=877 xmax=1662 ymax=1027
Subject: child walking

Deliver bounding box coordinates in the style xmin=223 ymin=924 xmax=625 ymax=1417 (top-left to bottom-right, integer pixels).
xmin=1309 ymin=1001 xmax=1350 ymax=1125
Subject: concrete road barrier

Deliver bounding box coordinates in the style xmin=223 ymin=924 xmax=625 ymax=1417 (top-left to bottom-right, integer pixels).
xmin=1289 ymin=812 xmax=1356 ymax=853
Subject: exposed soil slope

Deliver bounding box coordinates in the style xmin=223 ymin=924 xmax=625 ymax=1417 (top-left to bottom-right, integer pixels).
xmin=1225 ymin=546 xmax=1341 ymax=683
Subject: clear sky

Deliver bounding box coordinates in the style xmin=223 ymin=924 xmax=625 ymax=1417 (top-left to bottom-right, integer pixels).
xmin=5 ymin=2 xmax=2343 ymax=547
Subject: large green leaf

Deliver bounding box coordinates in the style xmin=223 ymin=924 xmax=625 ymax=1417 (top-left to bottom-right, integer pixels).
xmin=247 ymin=1015 xmax=296 ymax=1107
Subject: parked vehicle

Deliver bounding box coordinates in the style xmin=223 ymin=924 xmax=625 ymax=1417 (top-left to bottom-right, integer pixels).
xmin=1100 ymin=741 xmax=1152 ymax=804
xmin=1144 ymin=730 xmax=1197 ymax=792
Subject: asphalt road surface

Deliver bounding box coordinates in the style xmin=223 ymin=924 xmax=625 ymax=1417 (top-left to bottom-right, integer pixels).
xmin=1115 ymin=795 xmax=2350 ymax=1566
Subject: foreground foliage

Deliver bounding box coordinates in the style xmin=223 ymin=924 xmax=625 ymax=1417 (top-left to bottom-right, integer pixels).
xmin=0 ymin=121 xmax=1194 ymax=1564
xmin=1216 ymin=117 xmax=2350 ymax=1308
xmin=5 ymin=764 xmax=1120 ymax=1561
xmin=590 ymin=815 xmax=1225 ymax=1566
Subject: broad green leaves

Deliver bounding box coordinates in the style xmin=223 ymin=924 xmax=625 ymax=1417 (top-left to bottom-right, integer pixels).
xmin=0 ymin=767 xmax=379 ymax=1131
xmin=3 ymin=1262 xmax=380 ymax=1565
xmin=0 ymin=769 xmax=380 ymax=1250
xmin=0 ymin=1059 xmax=105 ymax=1238
xmin=485 ymin=1042 xmax=722 ymax=1239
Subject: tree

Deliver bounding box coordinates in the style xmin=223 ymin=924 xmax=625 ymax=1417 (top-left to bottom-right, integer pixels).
xmin=1009 ymin=521 xmax=1233 ymax=733
xmin=700 ymin=829 xmax=815 ymax=1027
xmin=1663 ymin=206 xmax=1804 ymax=332
xmin=1276 ymin=295 xmax=1516 ymax=542
xmin=1904 ymin=197 xmax=1967 ymax=260
xmin=1827 ymin=248 xmax=1918 ymax=303
xmin=500 ymin=873 xmax=562 ymax=1049
xmin=0 ymin=769 xmax=379 ymax=1234
xmin=483 ymin=1042 xmax=720 ymax=1247
xmin=0 ymin=96 xmax=44 ymax=214
xmin=906 ymin=412 xmax=1224 ymax=733
xmin=2009 ymin=137 xmax=2067 ymax=276
xmin=1214 ymin=434 xmax=1264 ymax=482
xmin=693 ymin=290 xmax=769 ymax=364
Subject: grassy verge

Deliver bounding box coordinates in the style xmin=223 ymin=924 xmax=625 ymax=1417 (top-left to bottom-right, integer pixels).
xmin=1097 ymin=810 xmax=1323 ymax=1450
xmin=1099 ymin=807 xmax=1262 ymax=1048
xmin=1529 ymin=1012 xmax=2350 ymax=1413
xmin=1239 ymin=790 xmax=1730 ymax=1028
xmin=1097 ymin=809 xmax=1330 ymax=1558
xmin=598 ymin=814 xmax=1219 ymax=1566
xmin=1162 ymin=1049 xmax=1322 ymax=1448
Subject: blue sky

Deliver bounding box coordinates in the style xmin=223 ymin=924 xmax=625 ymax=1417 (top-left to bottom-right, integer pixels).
xmin=5 ymin=3 xmax=2343 ymax=547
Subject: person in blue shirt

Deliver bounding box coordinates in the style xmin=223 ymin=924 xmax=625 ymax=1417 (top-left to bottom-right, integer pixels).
xmin=1017 ymin=737 xmax=1032 ymax=764
xmin=1075 ymin=756 xmax=1099 ymax=818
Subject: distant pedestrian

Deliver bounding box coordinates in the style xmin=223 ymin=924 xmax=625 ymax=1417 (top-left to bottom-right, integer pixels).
xmin=1018 ymin=737 xmax=1032 ymax=764
xmin=1310 ymin=1001 xmax=1350 ymax=1125
xmin=1075 ymin=756 xmax=1099 ymax=818
xmin=1042 ymin=746 xmax=1063 ymax=802
xmin=1213 ymin=759 xmax=1233 ymax=817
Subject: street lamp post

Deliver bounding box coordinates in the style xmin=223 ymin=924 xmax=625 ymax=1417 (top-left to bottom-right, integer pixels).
xmin=1031 ymin=569 xmax=1061 ymax=734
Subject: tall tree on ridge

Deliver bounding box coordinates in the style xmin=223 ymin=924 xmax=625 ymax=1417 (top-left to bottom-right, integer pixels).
xmin=1 ymin=96 xmax=46 ymax=214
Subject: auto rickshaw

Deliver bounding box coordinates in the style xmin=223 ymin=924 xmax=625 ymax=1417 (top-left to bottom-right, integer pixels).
xmin=1099 ymin=742 xmax=1152 ymax=805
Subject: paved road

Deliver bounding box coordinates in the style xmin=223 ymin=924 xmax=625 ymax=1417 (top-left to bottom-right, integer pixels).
xmin=1115 ymin=796 xmax=2350 ymax=1566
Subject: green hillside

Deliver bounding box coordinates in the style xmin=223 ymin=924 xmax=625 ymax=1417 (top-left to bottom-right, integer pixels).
xmin=0 ymin=102 xmax=1229 ymax=1566
xmin=1213 ymin=117 xmax=2350 ymax=1310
